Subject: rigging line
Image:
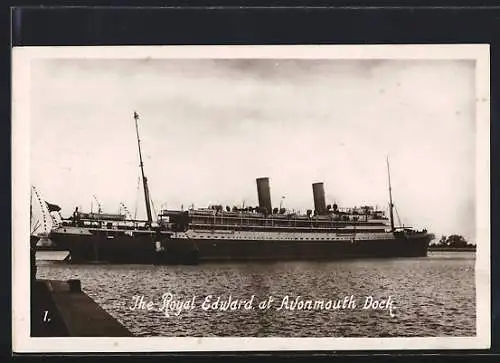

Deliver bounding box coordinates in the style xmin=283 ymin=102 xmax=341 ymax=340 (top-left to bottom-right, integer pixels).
xmin=150 ymin=198 xmax=157 ymax=221
xmin=30 ymin=185 xmax=33 ymax=223
xmin=386 ymin=156 xmax=395 ymax=232
xmin=134 ymin=174 xmax=141 ymax=219
xmin=48 ymin=211 xmax=58 ymax=228
xmin=93 ymin=195 xmax=102 ymax=214
xmin=32 ymin=186 xmax=49 ymax=235
xmin=148 ymin=182 xmax=157 ymax=219
xmin=394 ymin=204 xmax=403 ymax=228
xmin=31 ymin=220 xmax=41 ymax=235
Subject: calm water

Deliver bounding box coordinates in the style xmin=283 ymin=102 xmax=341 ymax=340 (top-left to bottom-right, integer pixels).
xmin=36 ymin=251 xmax=476 ymax=337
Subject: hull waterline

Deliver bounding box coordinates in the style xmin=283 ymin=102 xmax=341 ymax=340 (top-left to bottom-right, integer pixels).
xmin=49 ymin=230 xmax=432 ymax=265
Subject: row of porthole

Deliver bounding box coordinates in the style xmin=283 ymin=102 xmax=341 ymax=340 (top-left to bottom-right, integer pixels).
xmin=192 ymin=234 xmax=390 ymax=241
xmin=61 ymin=232 xmax=387 ymax=242
xmin=196 ymin=232 xmax=374 ymax=237
xmin=193 ymin=235 xmax=355 ymax=241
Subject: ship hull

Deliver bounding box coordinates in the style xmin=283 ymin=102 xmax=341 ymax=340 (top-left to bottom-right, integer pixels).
xmin=49 ymin=230 xmax=159 ymax=264
xmin=48 ymin=230 xmax=431 ymax=264
xmin=167 ymin=234 xmax=430 ymax=262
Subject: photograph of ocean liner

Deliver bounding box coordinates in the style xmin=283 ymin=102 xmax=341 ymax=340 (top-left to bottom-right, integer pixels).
xmin=27 ymin=53 xmax=481 ymax=339
xmin=32 ymin=108 xmax=433 ymax=265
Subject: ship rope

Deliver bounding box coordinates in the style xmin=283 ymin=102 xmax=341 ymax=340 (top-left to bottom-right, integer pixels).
xmin=394 ymin=205 xmax=403 ymax=228
xmin=150 ymin=198 xmax=157 ymax=222
xmin=93 ymin=194 xmax=102 ymax=214
xmin=31 ymin=185 xmax=50 ymax=236
xmin=134 ymin=175 xmax=141 ymax=219
xmin=48 ymin=209 xmax=59 ymax=229
xmin=31 ymin=219 xmax=41 ymax=236
xmin=146 ymin=180 xmax=157 ymax=220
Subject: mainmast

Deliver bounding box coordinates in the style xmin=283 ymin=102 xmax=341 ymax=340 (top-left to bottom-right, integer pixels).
xmin=133 ymin=111 xmax=153 ymax=225
xmin=386 ymin=156 xmax=395 ymax=233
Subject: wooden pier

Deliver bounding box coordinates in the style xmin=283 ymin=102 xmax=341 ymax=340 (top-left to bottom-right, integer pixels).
xmin=31 ymin=279 xmax=133 ymax=337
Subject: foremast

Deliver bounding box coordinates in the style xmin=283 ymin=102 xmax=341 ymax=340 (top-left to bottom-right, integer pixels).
xmin=133 ymin=111 xmax=153 ymax=226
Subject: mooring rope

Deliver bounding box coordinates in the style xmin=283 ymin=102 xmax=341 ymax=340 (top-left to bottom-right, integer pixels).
xmin=32 ymin=186 xmax=49 ymax=235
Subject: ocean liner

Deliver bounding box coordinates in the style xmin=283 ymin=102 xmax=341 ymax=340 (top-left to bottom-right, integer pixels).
xmin=41 ymin=112 xmax=434 ymax=264
xmin=158 ymin=174 xmax=434 ymax=263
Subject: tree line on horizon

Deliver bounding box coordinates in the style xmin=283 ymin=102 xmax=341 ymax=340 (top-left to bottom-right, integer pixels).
xmin=430 ymin=234 xmax=476 ymax=249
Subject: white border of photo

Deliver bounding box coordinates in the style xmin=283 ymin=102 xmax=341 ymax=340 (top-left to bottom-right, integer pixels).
xmin=12 ymin=44 xmax=491 ymax=352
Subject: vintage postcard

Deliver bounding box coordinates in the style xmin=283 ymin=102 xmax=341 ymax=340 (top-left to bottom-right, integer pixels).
xmin=12 ymin=44 xmax=490 ymax=352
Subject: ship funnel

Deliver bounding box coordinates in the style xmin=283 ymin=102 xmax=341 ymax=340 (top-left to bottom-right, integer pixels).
xmin=256 ymin=177 xmax=272 ymax=214
xmin=312 ymin=182 xmax=327 ymax=215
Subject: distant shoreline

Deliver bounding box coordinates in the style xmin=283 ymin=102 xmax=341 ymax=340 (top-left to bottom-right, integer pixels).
xmin=428 ymin=247 xmax=476 ymax=252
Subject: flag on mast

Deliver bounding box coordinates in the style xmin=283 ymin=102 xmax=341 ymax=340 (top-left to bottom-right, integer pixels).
xmin=134 ymin=111 xmax=139 ymax=120
xmin=45 ymin=202 xmax=61 ymax=212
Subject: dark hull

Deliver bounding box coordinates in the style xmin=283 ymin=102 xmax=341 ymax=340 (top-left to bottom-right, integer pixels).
xmin=49 ymin=232 xmax=160 ymax=264
xmin=49 ymin=231 xmax=432 ymax=265
xmin=30 ymin=235 xmax=40 ymax=247
xmin=178 ymin=236 xmax=429 ymax=261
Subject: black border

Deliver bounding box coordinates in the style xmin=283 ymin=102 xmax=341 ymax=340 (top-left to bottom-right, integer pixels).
xmin=6 ymin=4 xmax=499 ymax=360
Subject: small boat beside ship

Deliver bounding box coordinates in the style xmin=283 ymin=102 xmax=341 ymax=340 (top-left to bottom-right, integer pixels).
xmin=34 ymin=112 xmax=435 ymax=264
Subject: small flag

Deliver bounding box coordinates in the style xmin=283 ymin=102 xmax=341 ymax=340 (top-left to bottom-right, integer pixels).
xmin=134 ymin=111 xmax=140 ymax=120
xmin=46 ymin=202 xmax=61 ymax=212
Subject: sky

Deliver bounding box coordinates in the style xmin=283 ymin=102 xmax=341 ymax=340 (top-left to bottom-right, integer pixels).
xmin=29 ymin=58 xmax=476 ymax=242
